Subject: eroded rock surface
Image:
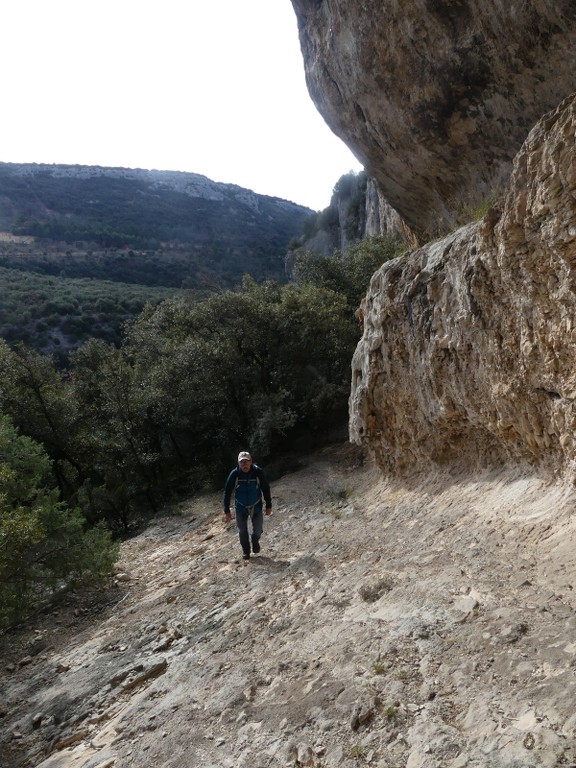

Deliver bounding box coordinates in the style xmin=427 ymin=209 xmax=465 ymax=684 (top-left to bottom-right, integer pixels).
xmin=291 ymin=0 xmax=576 ymax=234
xmin=3 ymin=445 xmax=576 ymax=768
xmin=350 ymin=94 xmax=576 ymax=479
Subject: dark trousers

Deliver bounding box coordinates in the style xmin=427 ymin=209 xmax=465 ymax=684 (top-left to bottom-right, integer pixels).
xmin=235 ymin=504 xmax=263 ymax=556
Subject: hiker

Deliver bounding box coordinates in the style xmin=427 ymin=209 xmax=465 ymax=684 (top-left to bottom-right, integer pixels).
xmin=223 ymin=451 xmax=272 ymax=561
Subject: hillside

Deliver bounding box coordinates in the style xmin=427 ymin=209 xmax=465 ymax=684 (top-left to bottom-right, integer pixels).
xmin=0 ymin=163 xmax=312 ymax=355
xmin=3 ymin=443 xmax=576 ymax=768
xmin=0 ymin=163 xmax=312 ymax=285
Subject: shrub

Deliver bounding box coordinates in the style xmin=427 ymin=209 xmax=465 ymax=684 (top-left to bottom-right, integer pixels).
xmin=293 ymin=235 xmax=405 ymax=310
xmin=0 ymin=414 xmax=118 ymax=628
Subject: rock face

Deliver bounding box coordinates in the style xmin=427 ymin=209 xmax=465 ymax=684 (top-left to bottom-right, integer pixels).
xmin=364 ymin=178 xmax=418 ymax=247
xmin=290 ymin=0 xmax=576 ymax=235
xmin=287 ymin=172 xmax=416 ymax=272
xmin=350 ymin=95 xmax=576 ymax=479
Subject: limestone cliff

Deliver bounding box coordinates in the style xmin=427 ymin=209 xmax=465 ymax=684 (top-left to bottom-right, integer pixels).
xmin=286 ymin=172 xmax=414 ymax=274
xmin=349 ymin=95 xmax=576 ymax=479
xmin=291 ymin=0 xmax=576 ymax=236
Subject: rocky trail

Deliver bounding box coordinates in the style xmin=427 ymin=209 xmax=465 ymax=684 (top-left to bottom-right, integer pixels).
xmin=3 ymin=443 xmax=576 ymax=768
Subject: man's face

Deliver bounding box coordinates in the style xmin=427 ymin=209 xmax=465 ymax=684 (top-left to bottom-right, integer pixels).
xmin=239 ymin=459 xmax=252 ymax=472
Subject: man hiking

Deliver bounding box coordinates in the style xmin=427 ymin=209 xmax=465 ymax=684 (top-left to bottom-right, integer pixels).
xmin=223 ymin=451 xmax=272 ymax=561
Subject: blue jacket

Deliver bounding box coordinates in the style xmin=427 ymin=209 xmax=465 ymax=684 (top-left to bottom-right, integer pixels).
xmin=223 ymin=464 xmax=272 ymax=514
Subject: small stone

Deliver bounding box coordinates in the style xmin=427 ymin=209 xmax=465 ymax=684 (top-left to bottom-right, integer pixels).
xmin=358 ymin=707 xmax=374 ymax=724
xmin=121 ymin=659 xmax=167 ymax=691
xmin=115 ymin=572 xmax=131 ymax=582
xmin=296 ymin=743 xmax=314 ymax=765
xmin=243 ymin=683 xmax=257 ymax=701
xmin=109 ymin=669 xmax=129 ymax=687
xmin=453 ymin=595 xmax=479 ymax=614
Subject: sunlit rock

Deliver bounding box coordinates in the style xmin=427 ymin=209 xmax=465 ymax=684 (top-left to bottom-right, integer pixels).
xmin=350 ymin=95 xmax=576 ymax=478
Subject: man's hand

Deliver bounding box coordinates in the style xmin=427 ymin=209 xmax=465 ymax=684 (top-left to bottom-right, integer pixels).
xmin=224 ymin=511 xmax=232 ymax=523
xmin=265 ymin=507 xmax=272 ymax=516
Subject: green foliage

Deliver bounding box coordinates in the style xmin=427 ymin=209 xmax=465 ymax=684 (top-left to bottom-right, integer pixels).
xmin=301 ymin=214 xmax=318 ymax=240
xmin=14 ymin=218 xmax=152 ymax=249
xmin=457 ymin=190 xmax=499 ymax=225
xmin=0 ymin=413 xmax=118 ymax=628
xmin=0 ymin=341 xmax=81 ymax=479
xmin=334 ymin=171 xmax=368 ymax=240
xmin=422 ymin=189 xmax=500 ymax=241
xmin=0 ymin=266 xmax=183 ymax=358
xmin=371 ymin=659 xmax=386 ymax=674
xmin=0 ymin=163 xmax=314 ymax=359
xmin=125 ymin=276 xmax=358 ymax=482
xmin=0 ymin=336 xmax=168 ymax=533
xmin=332 ymin=173 xmax=359 ymax=199
xmin=293 ymin=235 xmax=405 ymax=309
xmin=69 ymin=340 xmax=165 ymax=531
xmin=0 ymin=164 xmax=412 ymax=564
xmin=350 ymin=745 xmax=367 ymax=760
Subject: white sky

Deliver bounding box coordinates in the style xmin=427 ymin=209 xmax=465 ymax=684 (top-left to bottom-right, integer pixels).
xmin=0 ymin=0 xmax=362 ymax=211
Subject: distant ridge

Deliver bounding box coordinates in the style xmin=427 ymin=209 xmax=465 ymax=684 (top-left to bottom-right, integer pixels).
xmin=2 ymin=162 xmax=308 ymax=211
xmin=0 ymin=161 xmax=312 ymax=288
xmin=0 ymin=162 xmax=313 ymax=356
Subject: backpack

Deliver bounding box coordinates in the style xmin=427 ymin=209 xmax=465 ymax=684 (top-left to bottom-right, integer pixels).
xmin=234 ymin=465 xmax=263 ymax=516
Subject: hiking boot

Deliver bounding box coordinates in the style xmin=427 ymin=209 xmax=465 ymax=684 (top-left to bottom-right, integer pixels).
xmin=252 ymin=538 xmax=261 ymax=554
xmin=242 ymin=553 xmax=250 ymax=561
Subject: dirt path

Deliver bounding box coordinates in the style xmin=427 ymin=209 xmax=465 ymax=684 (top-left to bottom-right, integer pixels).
xmin=3 ymin=443 xmax=576 ymax=768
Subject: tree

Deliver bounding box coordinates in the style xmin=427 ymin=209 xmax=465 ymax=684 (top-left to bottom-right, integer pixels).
xmin=69 ymin=340 xmax=163 ymax=531
xmin=0 ymin=413 xmax=118 ymax=628
xmin=126 ymin=276 xmax=359 ymax=474
xmin=0 ymin=340 xmax=85 ymax=500
xmin=293 ymin=235 xmax=405 ymax=310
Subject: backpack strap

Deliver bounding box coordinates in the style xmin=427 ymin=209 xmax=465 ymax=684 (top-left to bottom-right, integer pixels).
xmin=234 ymin=465 xmax=262 ymax=517
xmin=234 ymin=465 xmax=261 ymax=490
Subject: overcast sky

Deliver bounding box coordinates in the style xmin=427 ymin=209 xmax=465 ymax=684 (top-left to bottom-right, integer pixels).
xmin=1 ymin=0 xmax=362 ymax=211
